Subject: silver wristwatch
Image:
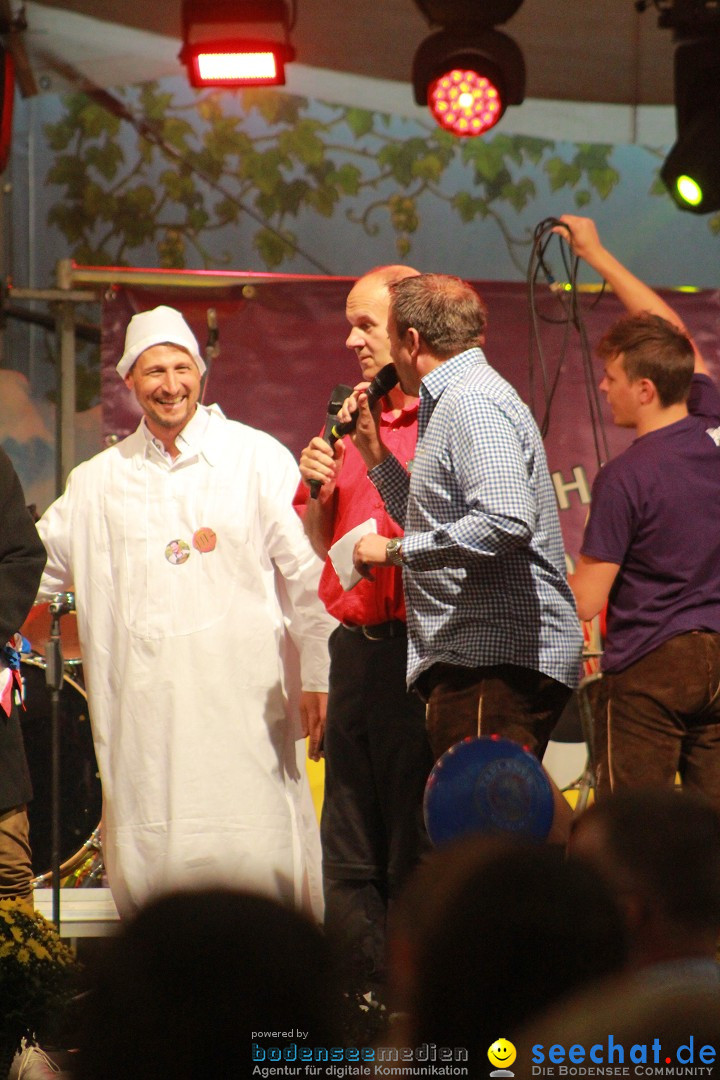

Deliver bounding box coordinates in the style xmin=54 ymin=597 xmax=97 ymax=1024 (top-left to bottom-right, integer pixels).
xmin=386 ymin=538 xmax=405 ymax=566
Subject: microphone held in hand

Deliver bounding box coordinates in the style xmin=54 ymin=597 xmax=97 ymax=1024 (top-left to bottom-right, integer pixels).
xmin=309 ymin=383 xmax=353 ymax=500
xmin=331 ymin=364 xmax=399 ymax=440
xmin=322 ymin=383 xmax=354 ymax=443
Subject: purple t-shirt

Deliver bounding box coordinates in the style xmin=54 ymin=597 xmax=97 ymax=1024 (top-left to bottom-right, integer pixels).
xmin=582 ymin=374 xmax=720 ymax=673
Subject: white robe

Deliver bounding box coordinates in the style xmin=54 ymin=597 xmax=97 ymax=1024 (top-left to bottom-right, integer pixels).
xmin=37 ymin=405 xmax=333 ymax=918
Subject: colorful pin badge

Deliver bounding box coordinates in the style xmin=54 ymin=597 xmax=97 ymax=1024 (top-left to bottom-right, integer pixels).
xmin=192 ymin=527 xmax=217 ymax=553
xmin=165 ymin=539 xmax=190 ymax=565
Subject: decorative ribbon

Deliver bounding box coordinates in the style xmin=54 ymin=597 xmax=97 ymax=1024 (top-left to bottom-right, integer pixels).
xmin=0 ymin=643 xmax=23 ymax=719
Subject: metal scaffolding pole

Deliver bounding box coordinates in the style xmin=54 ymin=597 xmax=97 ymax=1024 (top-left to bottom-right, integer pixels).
xmin=61 ymin=260 xmax=344 ymax=288
xmin=9 ymin=279 xmax=98 ymax=495
xmin=9 ymin=258 xmax=341 ymax=493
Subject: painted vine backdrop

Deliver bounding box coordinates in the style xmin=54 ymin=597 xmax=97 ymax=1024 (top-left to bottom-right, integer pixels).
xmin=40 ymin=80 xmax=648 ymax=276
xmin=6 ymin=74 xmax=720 ymax=510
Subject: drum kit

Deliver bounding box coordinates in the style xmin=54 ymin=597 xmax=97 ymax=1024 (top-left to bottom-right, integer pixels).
xmin=543 ymin=652 xmax=603 ymax=813
xmin=19 ymin=594 xmax=104 ymax=892
xmin=17 ymin=598 xmax=601 ymax=895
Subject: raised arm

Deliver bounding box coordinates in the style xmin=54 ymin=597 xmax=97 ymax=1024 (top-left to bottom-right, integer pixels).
xmin=555 ymin=214 xmax=708 ymax=375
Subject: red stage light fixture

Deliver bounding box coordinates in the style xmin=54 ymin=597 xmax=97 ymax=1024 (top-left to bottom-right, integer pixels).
xmin=0 ymin=46 xmax=14 ymax=174
xmin=181 ymin=0 xmax=295 ymax=89
xmin=428 ymin=66 xmax=503 ymax=136
xmin=183 ymin=40 xmax=293 ymax=88
xmin=412 ymin=15 xmax=526 ymax=137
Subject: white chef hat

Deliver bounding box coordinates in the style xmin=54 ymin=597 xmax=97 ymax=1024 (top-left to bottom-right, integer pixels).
xmin=116 ymin=306 xmax=206 ymax=379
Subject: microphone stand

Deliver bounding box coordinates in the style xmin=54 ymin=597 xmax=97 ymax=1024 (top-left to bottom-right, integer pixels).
xmin=201 ymin=308 xmax=219 ymax=405
xmin=45 ymin=593 xmax=72 ymax=929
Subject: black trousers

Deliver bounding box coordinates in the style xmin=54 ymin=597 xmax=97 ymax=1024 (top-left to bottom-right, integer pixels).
xmin=321 ymin=624 xmax=434 ymax=993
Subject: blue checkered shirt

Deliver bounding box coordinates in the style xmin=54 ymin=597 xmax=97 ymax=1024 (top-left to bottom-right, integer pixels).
xmin=369 ymin=348 xmax=582 ymax=689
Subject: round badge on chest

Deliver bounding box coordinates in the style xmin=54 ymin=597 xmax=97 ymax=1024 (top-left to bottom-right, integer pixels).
xmin=192 ymin=527 xmax=217 ymax=553
xmin=165 ymin=539 xmax=190 ymax=565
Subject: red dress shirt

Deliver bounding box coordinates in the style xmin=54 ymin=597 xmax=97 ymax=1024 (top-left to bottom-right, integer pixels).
xmin=293 ymin=400 xmax=418 ymax=626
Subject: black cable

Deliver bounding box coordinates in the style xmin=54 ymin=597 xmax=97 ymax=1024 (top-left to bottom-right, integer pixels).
xmin=527 ymin=218 xmax=577 ymax=436
xmin=526 ymin=217 xmax=609 ymax=467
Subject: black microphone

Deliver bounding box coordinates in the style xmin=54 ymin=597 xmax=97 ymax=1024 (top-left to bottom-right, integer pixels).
xmin=309 ymin=383 xmax=353 ymax=500
xmin=206 ymin=307 xmax=218 ymax=347
xmin=331 ymin=364 xmax=399 ymax=440
xmin=206 ymin=308 xmax=220 ymax=362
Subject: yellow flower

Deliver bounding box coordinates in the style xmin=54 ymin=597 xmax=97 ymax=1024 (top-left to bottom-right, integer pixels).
xmin=17 ymin=946 xmax=30 ymax=964
xmin=27 ymin=940 xmax=50 ymax=961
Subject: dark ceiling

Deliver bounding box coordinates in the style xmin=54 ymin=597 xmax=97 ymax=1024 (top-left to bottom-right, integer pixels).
xmin=27 ymin=0 xmax=680 ymax=106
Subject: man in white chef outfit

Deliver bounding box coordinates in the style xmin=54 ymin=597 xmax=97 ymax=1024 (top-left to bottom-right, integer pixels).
xmin=36 ymin=306 xmax=334 ymax=918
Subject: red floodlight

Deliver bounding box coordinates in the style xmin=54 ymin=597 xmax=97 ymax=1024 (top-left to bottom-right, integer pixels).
xmin=182 ymin=39 xmax=294 ymax=88
xmin=428 ymin=67 xmax=503 ymax=136
xmin=181 ymin=0 xmax=294 ymax=89
xmin=413 ymin=27 xmax=525 ymax=137
xmin=0 ymin=46 xmax=14 ymax=174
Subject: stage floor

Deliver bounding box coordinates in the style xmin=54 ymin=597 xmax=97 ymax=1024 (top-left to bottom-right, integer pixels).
xmin=33 ymin=887 xmax=119 ymax=937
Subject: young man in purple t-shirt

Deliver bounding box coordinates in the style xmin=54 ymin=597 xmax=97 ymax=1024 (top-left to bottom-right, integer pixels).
xmin=557 ymin=215 xmax=720 ymax=806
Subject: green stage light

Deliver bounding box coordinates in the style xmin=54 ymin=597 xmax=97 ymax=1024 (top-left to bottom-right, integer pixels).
xmin=660 ymin=36 xmax=720 ymax=214
xmin=676 ymin=174 xmax=703 ymax=207
xmin=661 ymin=104 xmax=720 ymax=214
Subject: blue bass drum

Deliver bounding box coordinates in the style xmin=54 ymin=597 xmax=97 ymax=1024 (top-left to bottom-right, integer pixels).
xmin=424 ymin=735 xmax=555 ymax=847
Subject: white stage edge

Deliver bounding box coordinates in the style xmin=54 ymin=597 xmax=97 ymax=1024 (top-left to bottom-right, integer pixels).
xmin=33 ymin=887 xmax=120 ymax=937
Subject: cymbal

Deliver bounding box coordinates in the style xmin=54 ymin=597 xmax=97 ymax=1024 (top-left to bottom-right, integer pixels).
xmin=21 ymin=602 xmax=82 ymax=661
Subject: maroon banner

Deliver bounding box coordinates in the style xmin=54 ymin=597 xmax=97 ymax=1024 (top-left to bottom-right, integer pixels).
xmin=102 ymin=279 xmax=720 ymax=557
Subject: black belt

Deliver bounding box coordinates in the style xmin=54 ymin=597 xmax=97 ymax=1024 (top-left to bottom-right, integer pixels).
xmin=341 ymin=619 xmax=407 ymax=641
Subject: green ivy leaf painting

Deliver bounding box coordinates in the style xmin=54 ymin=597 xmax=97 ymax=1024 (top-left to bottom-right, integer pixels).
xmin=42 ymin=80 xmax=679 ymax=274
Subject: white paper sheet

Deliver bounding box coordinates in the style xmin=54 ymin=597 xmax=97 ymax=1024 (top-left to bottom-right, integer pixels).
xmin=329 ymin=517 xmax=378 ymax=591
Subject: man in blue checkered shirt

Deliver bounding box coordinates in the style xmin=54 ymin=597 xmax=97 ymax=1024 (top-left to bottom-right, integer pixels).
xmin=348 ymin=273 xmax=582 ymax=762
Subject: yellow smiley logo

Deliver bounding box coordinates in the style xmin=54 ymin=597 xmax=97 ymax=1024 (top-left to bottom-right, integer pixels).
xmin=488 ymin=1039 xmax=517 ymax=1069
